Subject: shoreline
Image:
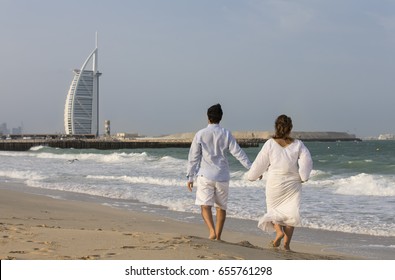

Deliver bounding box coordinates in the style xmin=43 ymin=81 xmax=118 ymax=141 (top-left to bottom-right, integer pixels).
xmin=0 ymin=183 xmax=357 ymax=260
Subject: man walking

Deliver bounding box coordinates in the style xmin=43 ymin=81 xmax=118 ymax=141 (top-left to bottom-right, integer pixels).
xmin=186 ymin=104 xmax=251 ymax=240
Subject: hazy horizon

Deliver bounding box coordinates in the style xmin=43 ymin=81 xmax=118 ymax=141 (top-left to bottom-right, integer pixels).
xmin=1 ymin=1 xmax=394 ymax=138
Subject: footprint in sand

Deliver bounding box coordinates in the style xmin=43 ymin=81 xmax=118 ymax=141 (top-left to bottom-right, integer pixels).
xmin=237 ymin=240 xmax=260 ymax=249
xmin=9 ymin=250 xmax=26 ymax=254
xmin=191 ymin=243 xmax=208 ymax=250
xmin=197 ymin=252 xmax=244 ymax=260
xmin=123 ymin=233 xmax=142 ymax=238
xmin=197 ymin=255 xmax=212 ymax=259
xmin=105 ymin=252 xmax=117 ymax=257
xmin=122 ymin=245 xmax=136 ymax=249
xmin=79 ymin=254 xmax=100 ymax=260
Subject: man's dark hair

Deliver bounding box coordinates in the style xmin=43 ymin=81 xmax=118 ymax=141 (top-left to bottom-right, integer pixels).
xmin=207 ymin=104 xmax=223 ymax=123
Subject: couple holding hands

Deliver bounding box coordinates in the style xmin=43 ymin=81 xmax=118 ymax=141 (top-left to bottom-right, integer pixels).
xmin=186 ymin=104 xmax=313 ymax=251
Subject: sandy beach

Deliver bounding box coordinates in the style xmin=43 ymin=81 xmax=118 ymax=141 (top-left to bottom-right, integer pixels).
xmin=0 ymin=184 xmax=356 ymax=260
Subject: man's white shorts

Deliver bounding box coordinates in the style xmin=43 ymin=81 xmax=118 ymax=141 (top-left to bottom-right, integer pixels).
xmin=195 ymin=176 xmax=229 ymax=210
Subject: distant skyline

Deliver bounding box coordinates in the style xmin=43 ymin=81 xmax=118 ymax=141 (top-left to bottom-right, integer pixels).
xmin=1 ymin=0 xmax=394 ymax=137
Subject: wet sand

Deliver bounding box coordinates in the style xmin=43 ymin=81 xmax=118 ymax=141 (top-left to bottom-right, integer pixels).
xmin=0 ymin=186 xmax=355 ymax=260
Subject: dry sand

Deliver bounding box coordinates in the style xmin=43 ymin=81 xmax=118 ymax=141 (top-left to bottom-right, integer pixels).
xmin=0 ymin=187 xmax=354 ymax=260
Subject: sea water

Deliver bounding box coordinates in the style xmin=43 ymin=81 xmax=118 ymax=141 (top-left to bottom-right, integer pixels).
xmin=0 ymin=140 xmax=394 ymax=258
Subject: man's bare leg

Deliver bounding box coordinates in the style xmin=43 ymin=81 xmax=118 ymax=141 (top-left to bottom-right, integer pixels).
xmin=283 ymin=226 xmax=294 ymax=251
xmin=215 ymin=207 xmax=226 ymax=240
xmin=201 ymin=205 xmax=216 ymax=239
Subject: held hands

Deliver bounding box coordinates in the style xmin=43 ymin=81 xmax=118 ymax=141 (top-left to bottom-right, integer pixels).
xmin=247 ymin=174 xmax=263 ymax=182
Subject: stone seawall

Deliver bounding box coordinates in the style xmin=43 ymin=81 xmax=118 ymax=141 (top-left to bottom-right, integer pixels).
xmin=0 ymin=138 xmax=260 ymax=151
xmin=0 ymin=131 xmax=361 ymax=151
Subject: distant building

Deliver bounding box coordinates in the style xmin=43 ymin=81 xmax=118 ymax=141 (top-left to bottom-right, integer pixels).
xmin=0 ymin=123 xmax=23 ymax=135
xmin=0 ymin=123 xmax=8 ymax=135
xmin=116 ymin=133 xmax=139 ymax=139
xmin=64 ymin=34 xmax=102 ymax=137
xmin=104 ymin=120 xmax=110 ymax=137
xmin=378 ymin=134 xmax=395 ymax=140
xmin=12 ymin=126 xmax=22 ymax=135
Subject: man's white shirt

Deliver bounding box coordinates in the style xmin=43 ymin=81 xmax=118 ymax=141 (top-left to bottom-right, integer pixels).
xmin=187 ymin=124 xmax=251 ymax=182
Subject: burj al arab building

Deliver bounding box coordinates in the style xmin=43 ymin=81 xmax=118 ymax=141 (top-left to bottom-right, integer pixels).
xmin=64 ymin=35 xmax=102 ymax=137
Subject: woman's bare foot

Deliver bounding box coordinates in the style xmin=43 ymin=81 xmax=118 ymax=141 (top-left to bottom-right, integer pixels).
xmin=271 ymin=232 xmax=284 ymax=247
xmin=270 ymin=234 xmax=284 ymax=248
xmin=283 ymin=245 xmax=292 ymax=251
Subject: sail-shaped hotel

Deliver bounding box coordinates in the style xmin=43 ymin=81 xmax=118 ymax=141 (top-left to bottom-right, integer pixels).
xmin=64 ymin=35 xmax=102 ymax=137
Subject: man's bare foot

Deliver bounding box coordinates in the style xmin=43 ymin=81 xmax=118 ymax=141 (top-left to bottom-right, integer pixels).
xmin=209 ymin=232 xmax=216 ymax=239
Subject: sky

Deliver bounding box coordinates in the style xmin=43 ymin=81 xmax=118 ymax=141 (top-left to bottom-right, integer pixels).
xmin=0 ymin=0 xmax=394 ymax=138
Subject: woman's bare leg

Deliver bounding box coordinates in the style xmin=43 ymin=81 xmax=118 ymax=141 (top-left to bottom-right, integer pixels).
xmin=272 ymin=223 xmax=285 ymax=247
xmin=283 ymin=226 xmax=294 ymax=251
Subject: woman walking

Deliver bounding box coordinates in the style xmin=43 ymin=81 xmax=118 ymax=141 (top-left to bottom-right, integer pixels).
xmin=247 ymin=115 xmax=313 ymax=251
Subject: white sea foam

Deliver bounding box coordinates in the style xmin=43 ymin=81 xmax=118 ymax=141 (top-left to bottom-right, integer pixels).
xmin=159 ymin=155 xmax=185 ymax=164
xmin=0 ymin=148 xmax=152 ymax=164
xmin=306 ymin=172 xmax=395 ymax=197
xmin=0 ymin=151 xmax=30 ymax=158
xmin=0 ymin=170 xmax=47 ymax=181
xmin=309 ymin=169 xmax=330 ymax=178
xmin=29 ymin=145 xmax=46 ymax=151
xmin=363 ymin=244 xmax=395 ymax=249
xmin=230 ymin=178 xmax=265 ymax=188
xmin=302 ymin=219 xmax=395 ymax=237
xmin=334 ymin=173 xmax=395 ymax=196
xmin=86 ymin=175 xmax=184 ymax=187
xmin=34 ymin=151 xmax=152 ymax=163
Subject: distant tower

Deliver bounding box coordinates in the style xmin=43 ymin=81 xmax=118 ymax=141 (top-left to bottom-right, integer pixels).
xmin=64 ymin=33 xmax=102 ymax=137
xmin=104 ymin=120 xmax=110 ymax=137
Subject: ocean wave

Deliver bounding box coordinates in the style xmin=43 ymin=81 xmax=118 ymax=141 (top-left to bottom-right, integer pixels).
xmin=307 ymin=173 xmax=395 ymax=196
xmin=0 ymin=151 xmax=29 ymax=158
xmin=24 ymin=179 xmax=198 ymax=214
xmin=334 ymin=173 xmax=395 ymax=196
xmin=21 ymin=149 xmax=186 ymax=166
xmin=309 ymin=169 xmax=332 ymax=181
xmin=0 ymin=170 xmax=47 ymax=181
xmin=1 ymin=147 xmax=153 ymax=164
xmin=24 ymin=180 xmax=121 ymax=199
xmin=303 ymin=219 xmax=395 ymax=237
xmin=34 ymin=151 xmax=152 ymax=163
xmin=159 ymin=156 xmax=185 ymax=164
xmin=86 ymin=175 xmax=185 ymax=187
xmin=29 ymin=145 xmax=46 ymax=151
xmin=230 ymin=178 xmax=265 ymax=188
xmin=363 ymin=244 xmax=395 ymax=249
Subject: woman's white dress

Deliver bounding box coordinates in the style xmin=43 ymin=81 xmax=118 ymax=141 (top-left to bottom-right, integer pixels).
xmin=247 ymin=138 xmax=313 ymax=232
